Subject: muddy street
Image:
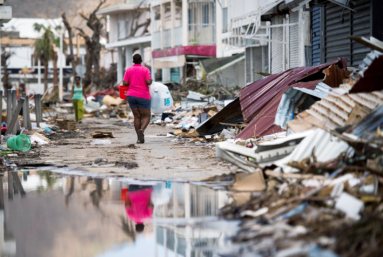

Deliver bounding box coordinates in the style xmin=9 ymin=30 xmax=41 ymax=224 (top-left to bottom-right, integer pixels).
xmin=36 ymin=118 xmax=235 ymax=180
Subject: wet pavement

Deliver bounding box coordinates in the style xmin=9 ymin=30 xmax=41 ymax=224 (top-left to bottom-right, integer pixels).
xmin=0 ymin=170 xmax=239 ymax=257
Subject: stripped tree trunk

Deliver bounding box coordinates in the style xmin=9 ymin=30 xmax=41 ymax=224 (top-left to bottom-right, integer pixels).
xmin=52 ymin=48 xmax=58 ymax=86
xmin=43 ymin=61 xmax=48 ymax=93
xmin=77 ymin=0 xmax=106 ymax=90
xmin=62 ymin=12 xmax=76 ymax=81
xmin=75 ymin=28 xmax=93 ymax=89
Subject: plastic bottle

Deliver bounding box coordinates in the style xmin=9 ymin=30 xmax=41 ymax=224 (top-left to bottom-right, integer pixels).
xmin=150 ymin=82 xmax=174 ymax=113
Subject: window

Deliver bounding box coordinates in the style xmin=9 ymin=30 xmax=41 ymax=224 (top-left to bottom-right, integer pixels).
xmin=222 ymin=7 xmax=228 ymax=32
xmin=203 ymin=4 xmax=209 ymax=27
xmin=188 ymin=8 xmax=192 ymax=31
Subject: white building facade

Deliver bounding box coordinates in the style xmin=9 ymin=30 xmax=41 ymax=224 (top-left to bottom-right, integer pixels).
xmin=218 ymin=0 xmax=312 ymax=85
xmin=150 ymin=0 xmax=217 ymax=84
xmin=97 ymin=1 xmax=152 ymax=84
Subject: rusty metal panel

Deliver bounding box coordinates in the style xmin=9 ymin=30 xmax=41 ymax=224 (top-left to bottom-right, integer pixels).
xmin=239 ymin=59 xmax=344 ymax=122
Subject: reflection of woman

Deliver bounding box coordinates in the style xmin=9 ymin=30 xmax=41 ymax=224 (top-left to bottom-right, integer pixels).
xmin=125 ymin=185 xmax=153 ymax=233
xmin=71 ymin=76 xmax=88 ymax=123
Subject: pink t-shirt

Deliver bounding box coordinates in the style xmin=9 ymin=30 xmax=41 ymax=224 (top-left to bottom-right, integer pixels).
xmin=123 ymin=64 xmax=152 ymax=100
xmin=125 ymin=188 xmax=153 ymax=224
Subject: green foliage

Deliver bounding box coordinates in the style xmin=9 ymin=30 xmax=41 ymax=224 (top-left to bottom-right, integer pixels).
xmin=33 ymin=23 xmax=56 ymax=63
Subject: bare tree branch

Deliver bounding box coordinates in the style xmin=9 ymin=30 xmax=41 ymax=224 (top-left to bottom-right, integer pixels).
xmin=62 ymin=12 xmax=77 ymax=81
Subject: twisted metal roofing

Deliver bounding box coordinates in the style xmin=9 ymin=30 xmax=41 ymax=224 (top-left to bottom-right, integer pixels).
xmin=239 ymin=59 xmax=346 ymax=122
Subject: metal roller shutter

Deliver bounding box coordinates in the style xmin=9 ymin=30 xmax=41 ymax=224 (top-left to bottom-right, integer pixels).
xmin=289 ymin=12 xmax=300 ymax=69
xmin=323 ymin=0 xmax=371 ymax=66
xmin=271 ymin=16 xmax=284 ymax=74
xmin=311 ymin=7 xmax=321 ymax=66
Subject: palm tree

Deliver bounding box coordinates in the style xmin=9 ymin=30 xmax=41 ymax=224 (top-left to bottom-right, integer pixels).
xmin=33 ymin=24 xmax=62 ymax=93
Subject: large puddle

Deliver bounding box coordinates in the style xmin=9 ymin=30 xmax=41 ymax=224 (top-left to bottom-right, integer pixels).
xmin=0 ymin=171 xmax=239 ymax=257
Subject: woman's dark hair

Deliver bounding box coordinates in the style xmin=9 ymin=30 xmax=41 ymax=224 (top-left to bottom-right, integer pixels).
xmin=133 ymin=54 xmax=142 ymax=64
xmin=135 ymin=223 xmax=145 ymax=233
xmin=75 ymin=76 xmax=81 ymax=80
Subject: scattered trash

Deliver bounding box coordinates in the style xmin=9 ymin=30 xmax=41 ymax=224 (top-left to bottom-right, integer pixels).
xmin=94 ymin=156 xmax=108 ymax=164
xmin=7 ymin=134 xmax=31 ymax=152
xmin=92 ymin=131 xmax=115 ymax=138
xmin=91 ymin=139 xmax=112 ymax=145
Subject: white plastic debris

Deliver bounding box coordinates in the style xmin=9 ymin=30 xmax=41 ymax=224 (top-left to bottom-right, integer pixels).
xmin=220 ymin=129 xmax=236 ymax=139
xmin=335 ymin=192 xmax=364 ymax=220
xmin=240 ymin=207 xmax=268 ymax=218
xmin=91 ymin=139 xmax=112 ymax=145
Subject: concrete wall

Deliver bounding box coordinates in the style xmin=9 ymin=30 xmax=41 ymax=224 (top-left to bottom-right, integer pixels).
xmin=209 ymin=59 xmax=245 ymax=89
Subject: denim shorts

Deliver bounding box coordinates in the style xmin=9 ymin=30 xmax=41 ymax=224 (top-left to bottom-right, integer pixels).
xmin=127 ymin=96 xmax=151 ymax=109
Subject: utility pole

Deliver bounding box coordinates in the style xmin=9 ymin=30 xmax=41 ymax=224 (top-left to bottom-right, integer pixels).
xmin=0 ymin=1 xmax=12 ymax=91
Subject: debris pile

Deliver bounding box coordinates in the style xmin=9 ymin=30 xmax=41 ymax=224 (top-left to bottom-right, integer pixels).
xmin=192 ymin=44 xmax=383 ymax=256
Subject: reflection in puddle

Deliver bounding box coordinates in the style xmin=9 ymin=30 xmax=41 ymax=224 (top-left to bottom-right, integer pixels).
xmin=0 ymin=171 xmax=238 ymax=257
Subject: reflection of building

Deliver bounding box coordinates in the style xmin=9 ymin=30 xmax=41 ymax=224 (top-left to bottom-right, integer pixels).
xmin=154 ymin=183 xmax=229 ymax=257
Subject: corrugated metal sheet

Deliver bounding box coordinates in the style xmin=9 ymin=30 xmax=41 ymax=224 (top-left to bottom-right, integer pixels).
xmin=238 ymin=88 xmax=287 ymax=139
xmin=293 ymin=82 xmax=331 ymax=99
xmin=273 ymin=128 xmax=350 ymax=173
xmin=271 ymin=16 xmax=284 ymax=74
xmin=274 ymin=80 xmax=332 ymax=129
xmin=350 ymin=54 xmax=383 ymax=93
xmin=289 ymin=11 xmax=300 ymax=69
xmin=302 ymin=91 xmax=383 ymax=130
xmin=275 ymin=80 xmax=322 ymax=129
xmin=350 ymin=104 xmax=383 ymax=139
xmin=311 ymin=7 xmax=321 ymax=66
xmin=237 ymin=80 xmax=327 ymax=139
xmin=239 ymin=59 xmax=345 ymax=122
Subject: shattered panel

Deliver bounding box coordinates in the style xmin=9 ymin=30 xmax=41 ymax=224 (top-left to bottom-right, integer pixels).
xmin=322 ymin=64 xmax=352 ymax=88
xmin=300 ymin=91 xmax=383 ymax=130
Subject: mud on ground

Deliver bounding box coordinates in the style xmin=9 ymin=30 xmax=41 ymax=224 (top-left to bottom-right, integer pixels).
xmin=15 ymin=118 xmax=236 ymax=181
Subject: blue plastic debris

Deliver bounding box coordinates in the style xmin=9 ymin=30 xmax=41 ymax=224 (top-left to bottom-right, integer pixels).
xmin=280 ymin=202 xmax=308 ymax=219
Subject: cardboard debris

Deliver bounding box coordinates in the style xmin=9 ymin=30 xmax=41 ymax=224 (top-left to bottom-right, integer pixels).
xmin=208 ymin=110 xmax=217 ymax=117
xmin=174 ymin=130 xmax=182 ymax=135
xmin=189 ymin=138 xmax=206 ymax=143
xmin=102 ymin=95 xmax=125 ymax=106
xmin=228 ymin=171 xmax=266 ymax=192
xmin=56 ymin=119 xmax=76 ymax=131
xmin=181 ymin=129 xmax=200 ymax=138
xmin=92 ymin=131 xmax=115 ymax=138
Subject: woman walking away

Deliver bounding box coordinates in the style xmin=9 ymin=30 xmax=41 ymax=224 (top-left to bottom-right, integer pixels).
xmin=123 ymin=54 xmax=153 ymax=144
xmin=71 ymin=76 xmax=88 ymax=123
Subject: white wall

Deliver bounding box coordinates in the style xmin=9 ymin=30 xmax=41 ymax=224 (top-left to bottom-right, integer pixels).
xmin=210 ymin=59 xmax=245 ymax=88
xmin=109 ymin=10 xmax=151 ymax=43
